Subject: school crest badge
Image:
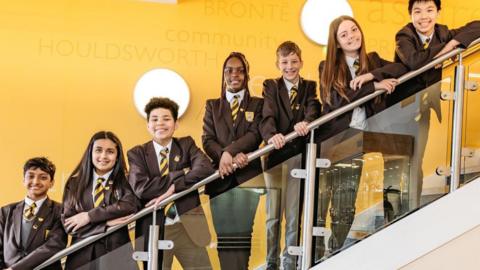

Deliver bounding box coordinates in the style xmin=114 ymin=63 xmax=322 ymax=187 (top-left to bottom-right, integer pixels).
xmin=245 ymin=111 xmax=254 ymax=122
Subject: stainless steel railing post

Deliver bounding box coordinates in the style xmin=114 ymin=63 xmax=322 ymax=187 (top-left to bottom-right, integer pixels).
xmin=450 ymin=53 xmax=465 ymax=192
xmin=300 ymin=129 xmax=317 ymax=270
xmin=148 ymin=210 xmax=159 ymax=270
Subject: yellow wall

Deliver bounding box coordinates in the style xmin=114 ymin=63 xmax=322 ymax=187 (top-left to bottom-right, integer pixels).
xmin=1 ymin=0 xmax=479 ymax=206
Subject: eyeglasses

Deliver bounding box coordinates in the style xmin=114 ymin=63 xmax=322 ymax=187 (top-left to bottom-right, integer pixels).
xmin=224 ymin=67 xmax=245 ymax=75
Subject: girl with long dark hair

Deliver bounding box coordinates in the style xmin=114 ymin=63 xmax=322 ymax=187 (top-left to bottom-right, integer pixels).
xmin=62 ymin=131 xmax=137 ymax=269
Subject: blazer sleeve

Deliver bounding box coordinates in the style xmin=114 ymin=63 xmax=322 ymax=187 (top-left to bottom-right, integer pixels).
xmin=202 ymin=100 xmax=224 ymax=164
xmin=369 ymin=52 xmax=409 ymax=81
xmin=127 ymin=146 xmax=170 ymax=202
xmin=87 ymin=181 xmax=137 ymax=224
xmin=224 ymin=98 xmax=263 ymax=156
xmin=395 ymin=26 xmax=446 ymax=70
xmin=304 ymin=81 xmax=320 ymax=122
xmin=259 ymin=80 xmax=279 ymax=142
xmin=61 ymin=180 xmax=106 ymax=238
xmin=12 ymin=205 xmax=67 ymax=270
xmin=0 ymin=207 xmax=6 ymax=268
xmin=449 ymin=20 xmax=480 ymax=48
xmin=172 ymin=137 xmax=215 ymax=193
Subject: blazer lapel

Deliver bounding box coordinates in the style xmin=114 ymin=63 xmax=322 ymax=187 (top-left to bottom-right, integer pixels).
xmin=84 ymin=181 xmax=95 ymax=210
xmin=432 ymin=29 xmax=445 ymax=46
xmin=25 ymin=198 xmax=51 ymax=247
xmin=12 ymin=202 xmax=23 ymax=247
xmin=169 ymin=139 xmax=182 ymax=172
xmin=434 ymin=24 xmax=449 ymax=44
xmin=233 ymin=94 xmax=249 ymax=134
xmin=278 ymin=78 xmax=294 ymax=120
xmin=220 ymin=99 xmax=235 ymax=136
xmin=296 ymin=78 xmax=307 ymax=112
xmin=104 ymin=178 xmax=115 ymax=203
xmin=145 ymin=141 xmax=161 ymax=177
xmin=408 ymin=24 xmax=423 ymax=49
xmin=346 ymin=69 xmax=353 ymax=84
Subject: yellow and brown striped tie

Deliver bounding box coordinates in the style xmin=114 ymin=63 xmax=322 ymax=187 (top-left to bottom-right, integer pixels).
xmin=353 ymin=58 xmax=360 ymax=75
xmin=231 ymin=95 xmax=240 ymax=121
xmin=23 ymin=202 xmax=37 ymax=221
xmin=423 ymin=37 xmax=431 ymax=49
xmin=289 ymin=86 xmax=297 ymax=109
xmin=93 ymin=178 xmax=105 ymax=207
xmin=159 ymin=148 xmax=169 ymax=177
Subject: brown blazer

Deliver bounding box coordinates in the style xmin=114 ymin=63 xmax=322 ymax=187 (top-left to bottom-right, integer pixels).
xmin=202 ymin=91 xmax=263 ymax=196
xmin=260 ymin=77 xmax=320 ymax=169
xmin=317 ymin=52 xmax=405 ymax=141
xmin=128 ymin=136 xmax=215 ymax=246
xmin=391 ymin=21 xmax=480 ymax=103
xmin=0 ymin=198 xmax=66 ymax=270
xmin=62 ymin=175 xmax=137 ymax=269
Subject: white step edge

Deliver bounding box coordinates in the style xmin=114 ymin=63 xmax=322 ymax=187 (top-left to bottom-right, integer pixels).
xmin=311 ymin=177 xmax=480 ymax=270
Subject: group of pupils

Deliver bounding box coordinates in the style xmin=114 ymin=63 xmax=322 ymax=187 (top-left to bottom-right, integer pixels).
xmin=1 ymin=0 xmax=479 ymax=269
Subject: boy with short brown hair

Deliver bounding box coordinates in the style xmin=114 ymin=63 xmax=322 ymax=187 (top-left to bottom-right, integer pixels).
xmin=260 ymin=41 xmax=319 ymax=270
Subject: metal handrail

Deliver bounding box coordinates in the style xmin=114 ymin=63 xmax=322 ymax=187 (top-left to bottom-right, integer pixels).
xmin=442 ymin=37 xmax=480 ymax=68
xmin=35 ymin=36 xmax=480 ymax=270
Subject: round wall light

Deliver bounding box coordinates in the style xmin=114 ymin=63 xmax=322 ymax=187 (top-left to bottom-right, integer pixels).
xmin=133 ymin=68 xmax=190 ymax=119
xmin=300 ymin=0 xmax=354 ymax=45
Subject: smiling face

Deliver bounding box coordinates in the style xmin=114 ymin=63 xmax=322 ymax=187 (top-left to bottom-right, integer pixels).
xmin=277 ymin=52 xmax=303 ymax=83
xmin=336 ymin=19 xmax=363 ymax=58
xmin=224 ymin=56 xmax=246 ymax=93
xmin=411 ymin=1 xmax=439 ymax=36
xmin=147 ymin=107 xmax=178 ymax=146
xmin=92 ymin=138 xmax=118 ymax=176
xmin=23 ymin=168 xmax=54 ymax=200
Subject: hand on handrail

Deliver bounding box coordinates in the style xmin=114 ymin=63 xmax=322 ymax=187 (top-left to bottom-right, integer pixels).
xmin=268 ymin=133 xmax=286 ymax=149
xmin=435 ymin=39 xmax=461 ymax=59
xmin=294 ymin=121 xmax=310 ymax=136
xmin=64 ymin=212 xmax=91 ymax=233
xmin=219 ymin=151 xmax=235 ymax=178
xmin=233 ymin=152 xmax=248 ymax=169
xmin=350 ymin=73 xmax=374 ymax=90
xmin=145 ymin=184 xmax=175 ymax=208
xmin=374 ymin=79 xmax=398 ymax=94
xmin=106 ymin=214 xmax=134 ymax=227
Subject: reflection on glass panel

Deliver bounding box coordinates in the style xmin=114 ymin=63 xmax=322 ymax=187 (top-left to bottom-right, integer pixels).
xmin=314 ymin=129 xmax=412 ymax=262
xmin=313 ymin=81 xmax=451 ymax=264
xmin=161 ymin=154 xmax=304 ymax=270
xmin=368 ymin=80 xmax=450 ymax=208
xmin=59 ymin=224 xmax=140 ymax=270
xmin=462 ymin=52 xmax=480 ymax=185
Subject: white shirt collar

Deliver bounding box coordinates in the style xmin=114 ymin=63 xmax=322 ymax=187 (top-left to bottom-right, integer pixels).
xmin=416 ymin=31 xmax=434 ymax=45
xmin=345 ymin=55 xmax=358 ymax=68
xmin=153 ymin=139 xmax=173 ymax=158
xmin=283 ymin=78 xmax=299 ymax=94
xmin=225 ymin=89 xmax=245 ymax=104
xmin=346 ymin=55 xmax=359 ymax=79
xmin=24 ymin=196 xmax=47 ymax=214
xmin=93 ymin=170 xmax=113 ymax=185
